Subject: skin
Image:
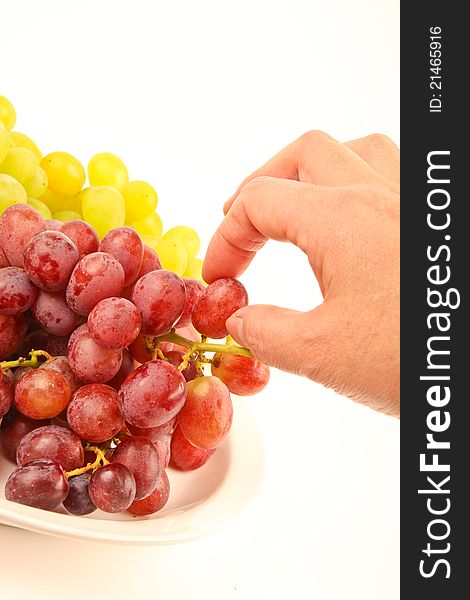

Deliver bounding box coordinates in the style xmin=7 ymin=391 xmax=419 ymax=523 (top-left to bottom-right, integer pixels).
xmin=203 ymin=131 xmax=400 ymax=417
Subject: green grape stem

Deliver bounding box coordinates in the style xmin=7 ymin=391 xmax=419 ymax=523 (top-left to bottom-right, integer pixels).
xmin=1 ymin=349 xmax=53 ymax=371
xmin=154 ymin=330 xmax=253 ymax=359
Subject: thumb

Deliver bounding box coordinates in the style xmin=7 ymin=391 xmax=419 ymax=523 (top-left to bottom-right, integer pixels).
xmin=226 ymin=304 xmax=328 ymax=377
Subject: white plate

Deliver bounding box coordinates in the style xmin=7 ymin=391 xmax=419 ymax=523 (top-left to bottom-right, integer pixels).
xmin=0 ymin=398 xmax=264 ymax=545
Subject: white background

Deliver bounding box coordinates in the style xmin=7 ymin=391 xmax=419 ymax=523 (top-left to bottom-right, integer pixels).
xmin=1 ymin=1 xmax=400 ymax=598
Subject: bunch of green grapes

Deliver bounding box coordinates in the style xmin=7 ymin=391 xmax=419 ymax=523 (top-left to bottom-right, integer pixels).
xmin=0 ymin=94 xmax=203 ymax=281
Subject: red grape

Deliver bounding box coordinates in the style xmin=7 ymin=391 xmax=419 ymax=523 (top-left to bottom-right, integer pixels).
xmin=23 ymin=230 xmax=79 ymax=291
xmin=88 ymin=463 xmax=136 ymax=513
xmin=126 ymin=417 xmax=176 ymax=441
xmin=165 ymin=350 xmax=197 ymax=381
xmin=63 ymin=473 xmax=96 ymax=516
xmin=211 ymin=353 xmax=270 ymax=395
xmin=45 ymin=334 xmax=69 ymax=357
xmin=99 ymin=227 xmax=144 ymax=287
xmin=107 ymin=348 xmax=134 ymax=391
xmin=131 ymin=270 xmax=185 ymax=336
xmin=13 ymin=366 xmax=32 ymax=383
xmin=0 ymin=204 xmax=45 ymax=268
xmin=0 ymin=409 xmax=50 ymax=462
xmin=67 ymin=384 xmax=124 ymax=442
xmin=111 ymin=436 xmax=160 ymax=499
xmin=60 ymin=220 xmax=99 ymax=258
xmin=18 ymin=328 xmax=50 ymax=358
xmin=88 ymin=297 xmax=141 ymax=349
xmin=127 ymin=470 xmax=170 ymax=516
xmin=0 ymin=313 xmax=28 ymax=360
xmin=0 ymin=369 xmax=14 ymax=417
xmin=170 ymin=424 xmax=215 ymax=471
xmin=118 ymin=360 xmax=187 ymax=428
xmin=178 ymin=376 xmax=233 ymax=449
xmin=137 ymin=244 xmax=162 ymax=277
xmin=44 ymin=219 xmax=63 ymax=231
xmin=16 ymin=424 xmax=84 ymax=471
xmin=40 ymin=355 xmax=83 ymax=393
xmin=15 ymin=369 xmax=72 ymax=419
xmin=155 ymin=435 xmax=171 ymax=470
xmin=66 ymin=252 xmax=125 ymax=316
xmin=0 ymin=267 xmax=38 ymax=315
xmin=0 ymin=245 xmax=8 ymax=268
xmin=32 ymin=290 xmax=80 ymax=336
xmin=128 ymin=332 xmax=154 ymax=363
xmin=68 ymin=324 xmax=123 ymax=383
xmin=176 ymin=278 xmax=205 ymax=328
xmin=191 ymin=277 xmax=248 ymax=339
xmin=5 ymin=459 xmax=69 ymax=510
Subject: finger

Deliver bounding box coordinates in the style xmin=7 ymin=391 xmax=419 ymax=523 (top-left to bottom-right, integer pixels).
xmin=345 ymin=134 xmax=400 ymax=186
xmin=224 ymin=130 xmax=395 ymax=213
xmin=203 ymin=176 xmax=339 ymax=283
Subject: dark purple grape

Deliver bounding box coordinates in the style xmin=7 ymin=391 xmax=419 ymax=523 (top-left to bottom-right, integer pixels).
xmin=32 ymin=290 xmax=80 ymax=336
xmin=0 ymin=369 xmax=14 ymax=417
xmin=0 ymin=313 xmax=28 ymax=360
xmin=40 ymin=356 xmax=83 ymax=393
xmin=111 ymin=436 xmax=160 ymax=500
xmin=5 ymin=459 xmax=69 ymax=510
xmin=17 ymin=327 xmax=50 ymax=358
xmin=15 ymin=369 xmax=72 ymax=419
xmin=176 ymin=278 xmax=205 ymax=328
xmin=191 ymin=277 xmax=248 ymax=339
xmin=88 ymin=463 xmax=136 ymax=513
xmin=131 ymin=270 xmax=185 ymax=336
xmin=67 ymin=324 xmax=122 ymax=383
xmin=67 ymin=384 xmax=124 ymax=443
xmin=99 ymin=227 xmax=144 ymax=287
xmin=63 ymin=473 xmax=96 ymax=516
xmin=0 ymin=267 xmax=38 ymax=315
xmin=0 ymin=409 xmax=50 ymax=462
xmin=118 ymin=360 xmax=187 ymax=428
xmin=88 ymin=297 xmax=141 ymax=349
xmin=127 ymin=471 xmax=170 ymax=516
xmin=60 ymin=220 xmax=99 ymax=259
xmin=0 ymin=204 xmax=45 ymax=268
xmin=16 ymin=424 xmax=84 ymax=471
xmin=45 ymin=334 xmax=69 ymax=357
xmin=66 ymin=252 xmax=125 ymax=316
xmin=23 ymin=230 xmax=79 ymax=292
xmin=165 ymin=350 xmax=197 ymax=381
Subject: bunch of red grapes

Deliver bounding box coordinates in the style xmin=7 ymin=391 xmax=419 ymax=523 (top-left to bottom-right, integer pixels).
xmin=0 ymin=204 xmax=269 ymax=517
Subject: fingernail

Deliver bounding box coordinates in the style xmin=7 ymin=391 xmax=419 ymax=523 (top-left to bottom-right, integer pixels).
xmin=226 ymin=312 xmax=245 ymax=345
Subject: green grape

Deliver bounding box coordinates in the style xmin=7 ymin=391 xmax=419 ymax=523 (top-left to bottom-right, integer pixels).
xmin=127 ymin=211 xmax=163 ymax=240
xmin=81 ymin=186 xmax=125 ymax=238
xmin=27 ymin=198 xmax=52 ymax=219
xmin=121 ymin=180 xmax=158 ymax=221
xmin=40 ymin=188 xmax=78 ymax=214
xmin=0 ymin=173 xmax=27 ymax=214
xmin=88 ymin=152 xmax=128 ymax=189
xmin=0 ymin=121 xmax=9 ymax=163
xmin=0 ymin=147 xmax=38 ymax=185
xmin=183 ymin=257 xmax=206 ymax=283
xmin=163 ymin=226 xmax=200 ymax=260
xmin=53 ymin=210 xmax=82 ymax=222
xmin=40 ymin=151 xmax=85 ymax=196
xmin=0 ymin=96 xmax=16 ymax=130
xmin=154 ymin=238 xmax=188 ymax=275
xmin=23 ymin=165 xmax=48 ymax=198
xmin=9 ymin=131 xmax=42 ymax=161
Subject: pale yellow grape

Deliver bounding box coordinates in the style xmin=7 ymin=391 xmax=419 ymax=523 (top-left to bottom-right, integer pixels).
xmin=183 ymin=257 xmax=206 ymax=283
xmin=0 ymin=147 xmax=38 ymax=185
xmin=0 ymin=96 xmax=16 ymax=130
xmin=9 ymin=131 xmax=42 ymax=161
xmin=127 ymin=212 xmax=163 ymax=240
xmin=23 ymin=166 xmax=48 ymax=198
xmin=0 ymin=173 xmax=27 ymax=214
xmin=40 ymin=188 xmax=78 ymax=214
xmin=121 ymin=180 xmax=158 ymax=221
xmin=88 ymin=152 xmax=128 ymax=189
xmin=28 ymin=198 xmax=52 ymax=219
xmin=53 ymin=210 xmax=82 ymax=222
xmin=0 ymin=122 xmax=9 ymax=163
xmin=140 ymin=235 xmax=161 ymax=253
xmin=155 ymin=238 xmax=188 ymax=276
xmin=81 ymin=186 xmax=125 ymax=238
xmin=40 ymin=151 xmax=85 ymax=196
xmin=163 ymin=226 xmax=200 ymax=260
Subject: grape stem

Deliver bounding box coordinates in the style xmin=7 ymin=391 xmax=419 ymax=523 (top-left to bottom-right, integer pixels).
xmin=64 ymin=446 xmax=109 ymax=479
xmin=154 ymin=330 xmax=253 ymax=358
xmin=0 ymin=349 xmax=53 ymax=371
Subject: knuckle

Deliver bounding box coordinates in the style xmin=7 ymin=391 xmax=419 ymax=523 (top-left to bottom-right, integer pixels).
xmin=363 ymin=132 xmax=395 ymax=150
xmin=241 ymin=175 xmax=273 ymax=196
xmin=299 ymin=129 xmax=333 ymax=147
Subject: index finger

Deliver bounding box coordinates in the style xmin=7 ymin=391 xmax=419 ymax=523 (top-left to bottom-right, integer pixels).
xmin=202 ymin=176 xmax=339 ymax=283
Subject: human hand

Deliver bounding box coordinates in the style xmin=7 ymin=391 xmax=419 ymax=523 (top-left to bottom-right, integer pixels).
xmin=203 ymin=131 xmax=400 ymax=417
